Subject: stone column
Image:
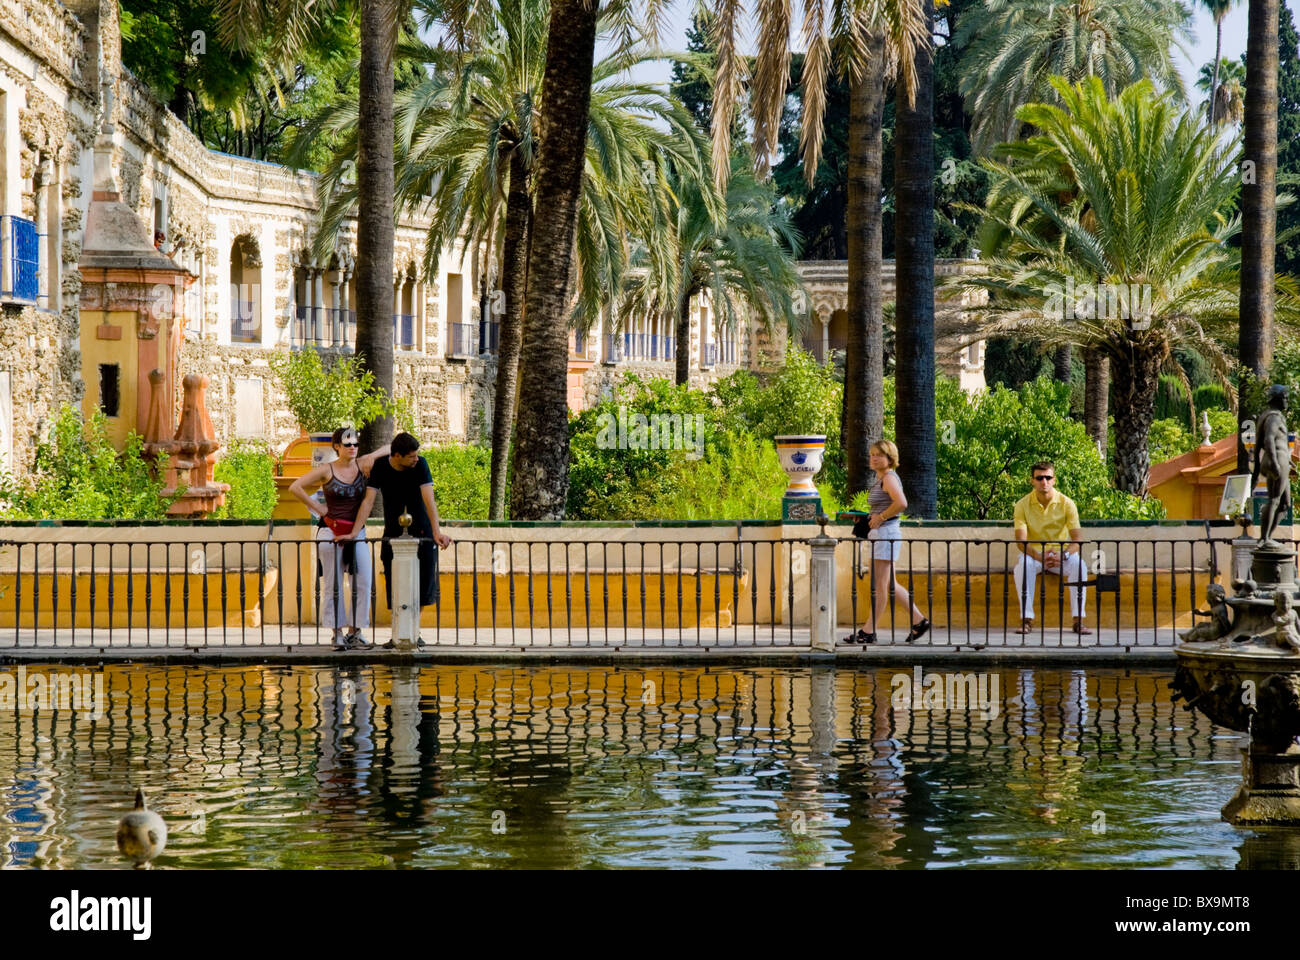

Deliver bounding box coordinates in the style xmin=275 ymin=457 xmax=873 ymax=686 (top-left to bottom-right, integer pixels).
xmin=809 ymin=530 xmax=838 ymax=653
xmin=389 ymin=522 xmax=422 ymax=650
xmin=820 ymin=314 xmax=830 ymax=364
xmin=329 ymin=270 xmax=341 ymax=347
xmin=340 ymin=268 xmax=352 ymax=347
xmin=312 ymin=268 xmax=325 ymax=342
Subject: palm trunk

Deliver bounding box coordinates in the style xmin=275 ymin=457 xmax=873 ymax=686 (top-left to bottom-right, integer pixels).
xmin=509 ymin=0 xmax=597 ymax=520
xmin=675 ymin=286 xmax=692 ymax=386
xmin=1240 ymin=0 xmax=1278 ymax=375
xmin=1238 ymin=0 xmax=1279 ymax=471
xmin=1084 ymin=347 xmax=1109 ymax=451
xmin=1210 ymin=22 xmax=1223 ymax=124
xmin=842 ymin=35 xmax=887 ymax=497
xmin=355 ymin=0 xmax=395 ymax=454
xmin=489 ymin=149 xmax=532 ymax=520
xmin=1111 ymin=343 xmax=1166 ymax=495
xmin=1053 ymin=344 xmax=1072 ymax=382
xmin=894 ymin=0 xmax=937 ymax=518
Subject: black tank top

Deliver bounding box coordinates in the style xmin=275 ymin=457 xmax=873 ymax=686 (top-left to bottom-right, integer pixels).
xmin=323 ymin=465 xmax=367 ymax=520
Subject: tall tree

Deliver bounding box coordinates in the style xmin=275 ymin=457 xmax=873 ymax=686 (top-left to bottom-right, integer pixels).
xmin=213 ymin=0 xmax=401 ymax=454
xmin=894 ymin=0 xmax=937 ymax=517
xmin=354 ymin=0 xmax=397 ymax=454
xmin=1203 ymin=0 xmax=1239 ymax=124
xmin=1240 ymin=0 xmax=1280 ymax=380
xmin=708 ymin=0 xmax=928 ymax=498
xmin=956 ymin=0 xmax=1192 ymax=154
xmin=962 ymin=78 xmax=1258 ymax=495
xmin=1199 ymin=57 xmax=1248 ymax=125
xmin=1276 ymin=0 xmax=1300 ymax=280
xmin=508 ymin=0 xmax=600 ymax=519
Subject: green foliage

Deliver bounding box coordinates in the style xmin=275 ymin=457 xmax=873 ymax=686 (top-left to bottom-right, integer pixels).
xmin=269 ymin=350 xmax=399 ymax=434
xmin=211 ymin=440 xmax=276 ymax=519
xmin=422 ymin=444 xmax=491 ymax=521
xmin=567 ymin=375 xmax=718 ymax=520
xmin=1194 ymin=383 xmax=1229 ymax=412
xmin=1147 ymin=418 xmax=1194 ymax=464
xmin=712 ymin=347 xmax=846 ymax=501
xmin=621 ymin=432 xmax=790 ymax=522
xmin=931 ymin=376 xmax=1163 ymax=520
xmin=0 ymin=406 xmax=177 ymax=519
xmin=1155 ymin=374 xmax=1193 ymax=427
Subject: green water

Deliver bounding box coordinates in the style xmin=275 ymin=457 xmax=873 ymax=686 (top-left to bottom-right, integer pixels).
xmin=0 ymin=663 xmax=1288 ymax=868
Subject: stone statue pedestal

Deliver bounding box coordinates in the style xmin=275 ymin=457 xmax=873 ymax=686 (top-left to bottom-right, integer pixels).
xmin=1223 ymin=745 xmax=1300 ymax=825
xmin=1252 ymin=542 xmax=1298 ymax=587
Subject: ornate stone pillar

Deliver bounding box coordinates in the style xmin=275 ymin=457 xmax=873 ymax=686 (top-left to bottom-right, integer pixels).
xmin=312 ymin=267 xmax=325 ymax=342
xmin=329 ymin=269 xmax=342 ymax=346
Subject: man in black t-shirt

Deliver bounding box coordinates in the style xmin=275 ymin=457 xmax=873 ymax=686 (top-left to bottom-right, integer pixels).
xmin=343 ymin=433 xmax=453 ymax=640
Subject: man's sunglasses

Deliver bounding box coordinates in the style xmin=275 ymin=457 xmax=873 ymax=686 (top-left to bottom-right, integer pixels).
xmin=1034 ymin=474 xmax=1054 ymax=481
xmin=341 ymin=442 xmax=359 ymax=448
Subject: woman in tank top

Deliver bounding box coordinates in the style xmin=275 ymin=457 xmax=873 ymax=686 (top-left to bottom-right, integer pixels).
xmin=290 ymin=426 xmax=390 ymax=650
xmin=844 ymin=439 xmax=930 ymax=645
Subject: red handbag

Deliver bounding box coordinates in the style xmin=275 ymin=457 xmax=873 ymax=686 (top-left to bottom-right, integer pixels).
xmin=324 ymin=516 xmax=355 ymax=537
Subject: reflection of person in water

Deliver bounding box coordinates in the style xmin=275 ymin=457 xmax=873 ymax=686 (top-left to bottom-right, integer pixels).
xmin=314 ymin=667 xmax=374 ymax=819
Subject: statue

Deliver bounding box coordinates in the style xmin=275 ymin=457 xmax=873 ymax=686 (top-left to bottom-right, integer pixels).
xmin=1274 ymin=588 xmax=1300 ymax=653
xmin=1181 ymin=583 xmax=1232 ymax=643
xmin=1253 ymin=385 xmax=1293 ymax=547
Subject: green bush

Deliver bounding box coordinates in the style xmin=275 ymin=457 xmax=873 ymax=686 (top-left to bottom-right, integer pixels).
xmin=0 ymin=406 xmax=178 ymax=519
xmin=269 ymin=350 xmax=399 ymax=433
xmin=932 ymin=376 xmax=1163 ymax=520
xmin=212 ymin=440 xmax=277 ymax=519
xmin=1193 ymin=383 xmax=1229 ymax=412
xmin=1154 ymin=374 xmax=1193 ymax=427
xmin=567 ymin=375 xmax=719 ymax=519
xmin=423 ymin=443 xmax=491 ymax=520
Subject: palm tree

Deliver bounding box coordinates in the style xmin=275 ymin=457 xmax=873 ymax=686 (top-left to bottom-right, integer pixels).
xmin=1202 ymin=0 xmax=1239 ymax=124
xmin=617 ymin=155 xmax=803 ymax=387
xmin=305 ymin=2 xmax=703 ymax=519
xmin=508 ymin=0 xmax=600 ymax=520
xmin=213 ymin=0 xmax=400 ymax=454
xmin=956 ymin=0 xmax=1192 ymax=155
xmin=1240 ymin=0 xmax=1280 ymax=379
xmin=894 ymin=0 xmax=938 ymax=517
xmin=958 ymin=78 xmax=1253 ymax=495
xmin=1199 ymin=57 xmax=1247 ymax=125
xmin=708 ymin=0 xmax=928 ymax=498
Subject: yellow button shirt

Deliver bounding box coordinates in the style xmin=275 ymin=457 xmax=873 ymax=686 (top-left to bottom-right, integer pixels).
xmin=1013 ymin=489 xmax=1081 ymax=544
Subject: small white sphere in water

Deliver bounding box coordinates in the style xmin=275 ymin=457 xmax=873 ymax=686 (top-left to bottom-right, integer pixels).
xmin=117 ymin=789 xmax=167 ymax=869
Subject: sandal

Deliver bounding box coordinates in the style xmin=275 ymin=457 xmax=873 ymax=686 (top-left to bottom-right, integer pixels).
xmin=906 ymin=618 xmax=930 ymax=643
xmin=842 ymin=629 xmax=875 ymax=644
xmin=1072 ymin=621 xmax=1093 ymax=636
xmin=1014 ymin=620 xmax=1034 ymax=635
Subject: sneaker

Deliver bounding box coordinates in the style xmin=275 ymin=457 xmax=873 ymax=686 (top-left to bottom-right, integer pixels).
xmin=415 ymin=636 xmax=426 ymax=649
xmin=332 ymin=634 xmax=350 ymax=651
xmin=345 ymin=632 xmax=372 ymax=650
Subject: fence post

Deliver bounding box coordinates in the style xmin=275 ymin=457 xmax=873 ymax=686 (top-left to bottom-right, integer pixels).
xmin=809 ymin=527 xmax=837 ymax=653
xmin=390 ymin=514 xmax=421 ymax=650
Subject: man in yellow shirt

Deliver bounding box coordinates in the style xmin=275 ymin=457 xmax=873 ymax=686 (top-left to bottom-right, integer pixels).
xmin=1012 ymin=460 xmax=1091 ymax=635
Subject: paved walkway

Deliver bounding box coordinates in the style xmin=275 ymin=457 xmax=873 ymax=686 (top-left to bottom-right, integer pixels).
xmin=0 ymin=624 xmax=1179 ymax=663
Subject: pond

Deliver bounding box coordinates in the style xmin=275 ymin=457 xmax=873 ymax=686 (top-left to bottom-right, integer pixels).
xmin=0 ymin=662 xmax=1290 ymax=869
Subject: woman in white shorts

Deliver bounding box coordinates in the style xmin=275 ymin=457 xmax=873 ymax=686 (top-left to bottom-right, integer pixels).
xmin=845 ymin=440 xmax=930 ymax=644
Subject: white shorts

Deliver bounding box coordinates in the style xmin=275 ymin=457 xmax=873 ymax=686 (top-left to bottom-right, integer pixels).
xmin=864 ymin=521 xmax=902 ymax=563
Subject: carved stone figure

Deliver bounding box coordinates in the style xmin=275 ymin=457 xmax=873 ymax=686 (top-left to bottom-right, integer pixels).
xmin=1253 ymin=385 xmax=1293 ymax=547
xmin=1275 ymin=588 xmax=1300 ymax=653
xmin=1181 ymin=583 xmax=1232 ymax=643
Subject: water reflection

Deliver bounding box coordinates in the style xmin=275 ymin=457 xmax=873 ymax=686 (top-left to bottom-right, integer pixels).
xmin=0 ymin=663 xmax=1273 ymax=869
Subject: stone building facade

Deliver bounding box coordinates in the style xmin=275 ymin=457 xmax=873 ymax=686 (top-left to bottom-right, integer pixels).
xmin=0 ymin=0 xmax=985 ymax=478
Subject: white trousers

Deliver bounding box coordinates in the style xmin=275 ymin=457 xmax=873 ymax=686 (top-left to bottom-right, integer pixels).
xmin=317 ymin=527 xmax=372 ymax=629
xmin=1013 ymin=551 xmax=1087 ymax=619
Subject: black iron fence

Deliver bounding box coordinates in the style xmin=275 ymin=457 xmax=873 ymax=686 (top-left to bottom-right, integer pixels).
xmin=0 ymin=527 xmax=1242 ymax=651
